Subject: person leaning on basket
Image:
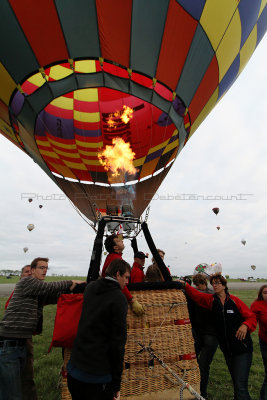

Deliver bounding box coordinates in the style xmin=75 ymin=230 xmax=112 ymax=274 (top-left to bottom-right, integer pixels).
xmin=178 ymin=273 xmax=257 ymax=400
xmin=0 ymin=257 xmax=85 ymax=400
xmin=67 ymin=259 xmax=131 ymax=400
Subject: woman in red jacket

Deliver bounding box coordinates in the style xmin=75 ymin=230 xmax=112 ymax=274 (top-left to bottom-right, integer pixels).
xmin=179 ymin=273 xmax=256 ymax=400
xmin=251 ymin=285 xmax=267 ymax=400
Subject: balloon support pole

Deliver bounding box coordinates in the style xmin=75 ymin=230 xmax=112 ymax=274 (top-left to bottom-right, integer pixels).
xmin=86 ymin=217 xmax=171 ymax=283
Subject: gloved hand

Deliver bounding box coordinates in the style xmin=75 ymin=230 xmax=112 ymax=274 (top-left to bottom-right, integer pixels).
xmin=131 ymin=300 xmax=145 ymax=316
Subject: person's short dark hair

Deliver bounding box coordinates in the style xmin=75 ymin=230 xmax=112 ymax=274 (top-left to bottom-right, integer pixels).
xmin=210 ymin=273 xmax=228 ymax=293
xmin=31 ymin=257 xmax=49 ymax=269
xmin=21 ymin=265 xmax=31 ymax=274
xmin=145 ymin=264 xmax=164 ymax=282
xmin=105 ymin=259 xmax=131 ymax=278
xmin=134 ymin=251 xmax=148 ymax=259
xmin=104 ymin=234 xmax=118 ymax=253
xmin=193 ymin=274 xmax=208 ymax=286
xmin=256 ymin=285 xmax=267 ymax=301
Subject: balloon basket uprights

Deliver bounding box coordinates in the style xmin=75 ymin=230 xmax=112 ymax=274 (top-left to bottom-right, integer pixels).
xmin=87 ymin=217 xmax=172 ymax=283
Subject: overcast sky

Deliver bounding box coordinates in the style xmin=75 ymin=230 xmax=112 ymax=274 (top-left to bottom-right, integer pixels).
xmin=0 ymin=36 xmax=266 ymax=279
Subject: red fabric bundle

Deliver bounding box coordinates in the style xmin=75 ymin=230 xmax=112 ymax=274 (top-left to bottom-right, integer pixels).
xmin=49 ymin=293 xmax=83 ymax=351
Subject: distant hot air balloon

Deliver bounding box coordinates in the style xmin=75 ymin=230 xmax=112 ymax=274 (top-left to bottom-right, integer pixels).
xmin=216 ymin=226 xmax=220 ymax=230
xmin=39 ymin=205 xmax=43 ymax=209
xmin=27 ymin=224 xmax=35 ymax=232
xmin=23 ymin=247 xmax=28 ymax=253
xmin=241 ymin=239 xmax=246 ymax=246
xmin=0 ymin=2 xmax=265 ymax=224
xmin=28 ymin=198 xmax=33 ymax=203
xmin=212 ymin=208 xmax=220 ymax=215
xmin=251 ymin=265 xmax=256 ymax=271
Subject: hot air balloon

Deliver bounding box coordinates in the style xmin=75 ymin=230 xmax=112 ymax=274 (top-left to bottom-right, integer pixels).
xmin=39 ymin=205 xmax=43 ymax=209
xmin=251 ymin=265 xmax=256 ymax=271
xmin=28 ymin=198 xmax=33 ymax=203
xmin=212 ymin=208 xmax=220 ymax=215
xmin=23 ymin=247 xmax=28 ymax=253
xmin=193 ymin=262 xmax=222 ymax=277
xmin=241 ymin=239 xmax=246 ymax=246
xmin=27 ymin=224 xmax=35 ymax=232
xmin=216 ymin=226 xmax=220 ymax=230
xmin=0 ymin=1 xmax=265 ymax=224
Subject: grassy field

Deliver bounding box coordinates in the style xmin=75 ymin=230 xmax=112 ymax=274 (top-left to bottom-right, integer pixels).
xmin=0 ymin=289 xmax=264 ymax=400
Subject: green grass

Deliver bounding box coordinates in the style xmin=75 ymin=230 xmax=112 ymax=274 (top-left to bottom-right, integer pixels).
xmin=0 ymin=290 xmax=265 ymax=399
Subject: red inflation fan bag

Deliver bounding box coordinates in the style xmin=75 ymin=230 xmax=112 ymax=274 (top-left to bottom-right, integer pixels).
xmin=48 ymin=293 xmax=84 ymax=352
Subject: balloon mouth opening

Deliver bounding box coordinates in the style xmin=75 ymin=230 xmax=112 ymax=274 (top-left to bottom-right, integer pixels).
xmin=10 ymin=59 xmax=190 ymax=187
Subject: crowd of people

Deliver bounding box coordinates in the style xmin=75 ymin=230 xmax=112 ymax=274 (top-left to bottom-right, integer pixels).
xmin=0 ymin=234 xmax=266 ymax=400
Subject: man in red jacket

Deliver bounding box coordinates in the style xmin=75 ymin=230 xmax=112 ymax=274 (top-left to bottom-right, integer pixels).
xmin=101 ymin=234 xmax=144 ymax=316
xmin=131 ymin=251 xmax=148 ymax=283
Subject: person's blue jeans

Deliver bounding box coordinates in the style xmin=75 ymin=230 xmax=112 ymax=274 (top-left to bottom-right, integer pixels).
xmin=194 ymin=333 xmax=218 ymax=397
xmin=259 ymin=339 xmax=267 ymax=400
xmin=224 ymin=351 xmax=252 ymax=400
xmin=0 ymin=341 xmax=27 ymax=400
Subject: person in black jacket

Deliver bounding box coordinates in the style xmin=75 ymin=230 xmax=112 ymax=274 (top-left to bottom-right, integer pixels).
xmin=67 ymin=259 xmax=131 ymax=400
xmin=179 ymin=273 xmax=257 ymax=400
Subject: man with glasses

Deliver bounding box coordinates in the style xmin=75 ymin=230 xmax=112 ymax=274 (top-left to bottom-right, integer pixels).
xmin=0 ymin=257 xmax=85 ymax=400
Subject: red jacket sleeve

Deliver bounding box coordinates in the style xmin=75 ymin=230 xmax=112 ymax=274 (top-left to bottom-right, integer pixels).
xmin=231 ymin=295 xmax=257 ymax=333
xmin=184 ymin=283 xmax=213 ymax=310
xmin=122 ymin=286 xmax=133 ymax=302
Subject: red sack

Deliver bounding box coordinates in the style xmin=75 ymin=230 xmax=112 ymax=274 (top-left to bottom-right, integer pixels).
xmin=49 ymin=293 xmax=84 ymax=351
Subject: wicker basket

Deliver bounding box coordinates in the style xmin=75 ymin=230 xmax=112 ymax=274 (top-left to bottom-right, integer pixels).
xmin=61 ymin=348 xmax=72 ymax=400
xmin=120 ymin=288 xmax=200 ymax=399
xmin=61 ymin=287 xmax=200 ymax=400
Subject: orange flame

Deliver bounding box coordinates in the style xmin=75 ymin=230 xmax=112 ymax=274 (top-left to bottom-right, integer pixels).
xmin=106 ymin=105 xmax=134 ymax=130
xmin=98 ymin=138 xmax=137 ymax=181
xmin=121 ymin=105 xmax=133 ymax=124
xmin=107 ymin=116 xmax=117 ymax=129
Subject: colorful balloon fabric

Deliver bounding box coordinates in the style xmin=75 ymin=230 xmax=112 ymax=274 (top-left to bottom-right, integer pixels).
xmin=251 ymin=265 xmax=256 ymax=270
xmin=27 ymin=224 xmax=35 ymax=232
xmin=193 ymin=262 xmax=222 ymax=277
xmin=0 ymin=1 xmax=266 ymax=222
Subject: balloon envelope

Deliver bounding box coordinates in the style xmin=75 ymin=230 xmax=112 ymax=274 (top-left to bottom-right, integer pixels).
xmin=216 ymin=226 xmax=220 ymax=230
xmin=0 ymin=2 xmax=266 ymax=223
xmin=39 ymin=205 xmax=43 ymax=209
xmin=212 ymin=208 xmax=220 ymax=215
xmin=251 ymin=265 xmax=256 ymax=271
xmin=27 ymin=224 xmax=35 ymax=232
xmin=241 ymin=239 xmax=246 ymax=246
xmin=23 ymin=247 xmax=28 ymax=253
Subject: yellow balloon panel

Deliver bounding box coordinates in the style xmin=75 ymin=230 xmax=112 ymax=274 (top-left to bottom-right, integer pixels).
xmin=200 ymin=0 xmax=238 ymax=50
xmin=239 ymin=26 xmax=257 ymax=74
xmin=216 ymin=11 xmax=242 ymax=82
